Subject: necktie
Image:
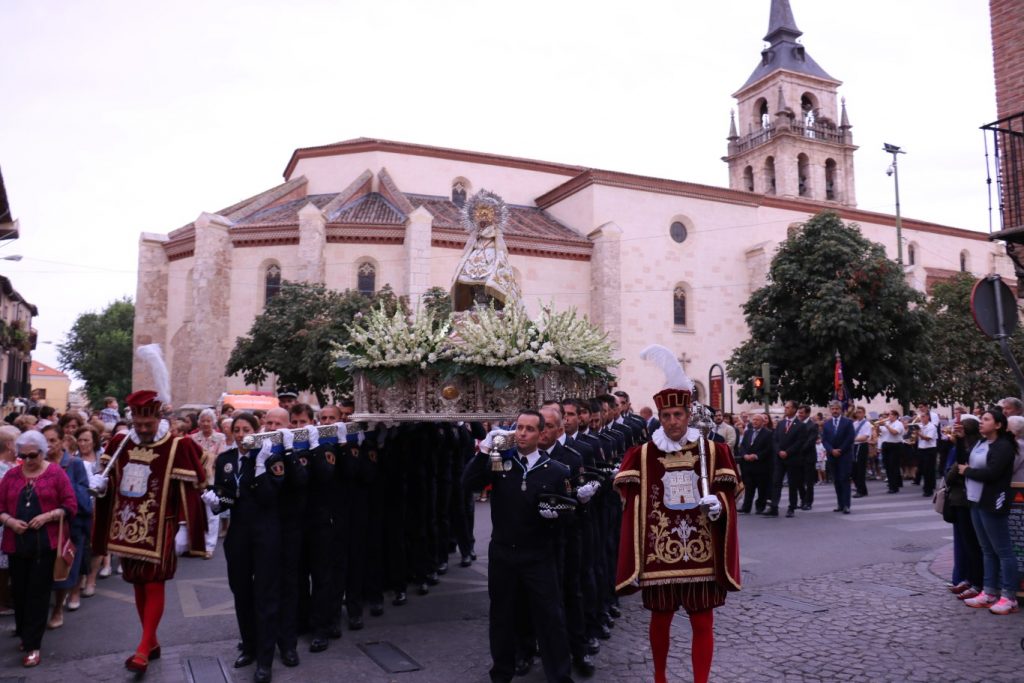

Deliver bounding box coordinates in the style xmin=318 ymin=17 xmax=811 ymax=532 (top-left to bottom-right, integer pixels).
xmin=785 ymin=419 xmax=791 ymax=433
xmin=834 ymin=419 xmax=839 ymax=429
xmin=520 ymin=456 xmax=529 ymax=468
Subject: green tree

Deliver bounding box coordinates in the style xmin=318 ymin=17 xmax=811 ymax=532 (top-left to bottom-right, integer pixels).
xmin=914 ymin=273 xmax=1023 ymax=407
xmin=421 ymin=286 xmax=453 ymax=328
xmin=726 ymin=212 xmax=930 ymax=405
xmin=225 ymin=281 xmax=402 ymax=405
xmin=58 ymin=297 xmax=135 ymax=408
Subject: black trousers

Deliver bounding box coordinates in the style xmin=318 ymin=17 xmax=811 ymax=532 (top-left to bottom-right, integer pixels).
xmin=852 ymin=444 xmax=869 ymax=496
xmin=277 ymin=515 xmax=303 ymax=653
xmin=555 ymin=521 xmax=586 ymax=660
xmin=11 ymin=549 xmax=55 ymax=651
xmin=917 ymin=447 xmax=938 ymax=495
xmin=771 ymin=454 xmax=803 ymax=511
xmin=882 ymin=442 xmax=902 ymax=491
xmin=488 ymin=542 xmax=572 ymax=683
xmin=225 ymin=519 xmax=281 ymax=667
xmin=740 ymin=465 xmax=770 ymax=512
xmin=800 ymin=454 xmax=817 ymax=507
xmin=304 ymin=517 xmax=336 ymax=639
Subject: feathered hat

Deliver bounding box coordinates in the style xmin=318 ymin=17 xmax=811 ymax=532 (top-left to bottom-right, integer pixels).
xmin=128 ymin=344 xmax=171 ymax=418
xmin=640 ymin=344 xmax=694 ymax=412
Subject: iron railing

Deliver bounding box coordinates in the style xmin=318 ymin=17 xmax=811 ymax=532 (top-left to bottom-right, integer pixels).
xmin=982 ymin=111 xmax=1024 ymax=236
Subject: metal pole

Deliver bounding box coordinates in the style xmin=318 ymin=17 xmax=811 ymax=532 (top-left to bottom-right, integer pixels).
xmin=989 ymin=274 xmax=1024 ymax=398
xmin=884 ymin=143 xmax=906 ymax=265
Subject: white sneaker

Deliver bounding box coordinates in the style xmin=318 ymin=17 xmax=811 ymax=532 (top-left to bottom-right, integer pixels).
xmin=989 ymin=597 xmax=1019 ymax=615
xmin=964 ymin=592 xmax=998 ymax=608
xmin=98 ymin=565 xmax=112 ymax=578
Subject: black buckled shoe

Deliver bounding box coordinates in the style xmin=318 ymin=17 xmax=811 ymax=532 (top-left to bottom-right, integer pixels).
xmin=309 ymin=638 xmax=329 ymax=653
xmin=280 ymin=649 xmax=299 ymax=668
xmin=392 ymin=592 xmax=408 ymax=606
xmin=234 ymin=652 xmax=256 ymax=668
xmin=573 ymin=654 xmax=596 ymax=678
xmin=254 ymin=663 xmax=273 ymax=683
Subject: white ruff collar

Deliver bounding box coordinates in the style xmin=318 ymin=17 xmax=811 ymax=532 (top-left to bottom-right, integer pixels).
xmin=652 ymin=426 xmax=700 ymax=452
xmin=128 ymin=419 xmax=170 ymax=445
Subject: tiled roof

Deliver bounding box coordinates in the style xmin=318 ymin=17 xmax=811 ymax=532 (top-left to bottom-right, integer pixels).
xmin=235 ymin=194 xmax=335 ymax=226
xmin=30 ymin=361 xmax=67 ymax=378
xmin=406 ymin=195 xmax=590 ymax=246
xmin=330 ymin=193 xmax=406 ymax=225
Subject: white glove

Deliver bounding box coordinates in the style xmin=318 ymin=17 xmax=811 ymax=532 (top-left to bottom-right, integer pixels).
xmin=335 ymin=421 xmax=348 ymax=440
xmin=576 ymin=482 xmax=600 ymax=504
xmin=480 ymin=429 xmax=514 ymax=454
xmin=700 ymin=494 xmax=722 ymax=521
xmin=539 ymin=509 xmax=559 ymax=520
xmin=278 ymin=428 xmax=295 ymax=451
xmin=255 ymin=440 xmax=274 ymax=477
xmin=201 ymin=489 xmax=220 ymax=512
xmin=610 ymin=467 xmax=620 ymax=478
xmin=305 ymin=426 xmax=319 ymax=450
xmin=89 ymin=474 xmax=108 ymax=494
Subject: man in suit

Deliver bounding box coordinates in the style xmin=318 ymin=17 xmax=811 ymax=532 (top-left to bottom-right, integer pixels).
xmin=639 ymin=406 xmax=660 ymax=434
xmin=796 ymin=406 xmax=819 ymax=510
xmin=771 ymin=401 xmax=806 ymax=518
xmin=821 ymin=401 xmax=855 ymax=514
xmin=737 ymin=413 xmax=773 ymax=514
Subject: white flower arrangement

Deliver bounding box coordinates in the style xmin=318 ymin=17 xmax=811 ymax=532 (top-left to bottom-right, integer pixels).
xmin=446 ymin=305 xmax=557 ymax=368
xmin=341 ymin=303 xmax=450 ymax=370
xmin=538 ymin=305 xmax=619 ymax=372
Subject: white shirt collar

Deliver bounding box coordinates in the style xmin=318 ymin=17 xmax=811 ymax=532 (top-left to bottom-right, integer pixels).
xmin=652 ymin=426 xmax=701 ymax=453
xmin=518 ymin=449 xmax=542 ymax=469
xmin=557 ymin=433 xmax=567 ymax=446
xmin=128 ymin=419 xmax=170 ymax=445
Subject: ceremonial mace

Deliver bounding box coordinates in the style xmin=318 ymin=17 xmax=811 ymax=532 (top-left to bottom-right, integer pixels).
xmin=690 ymin=401 xmax=714 ymax=499
xmin=88 ymin=434 xmax=132 ymax=497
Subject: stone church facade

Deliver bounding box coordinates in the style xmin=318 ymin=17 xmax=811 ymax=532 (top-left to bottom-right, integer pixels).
xmin=134 ymin=0 xmax=1013 ymax=411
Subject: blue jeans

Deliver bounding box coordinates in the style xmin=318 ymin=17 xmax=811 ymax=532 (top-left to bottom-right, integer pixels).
xmin=969 ymin=503 xmax=1020 ymax=598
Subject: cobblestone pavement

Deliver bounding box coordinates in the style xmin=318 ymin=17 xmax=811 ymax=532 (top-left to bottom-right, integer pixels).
xmin=6 ymin=543 xmax=1019 ymax=683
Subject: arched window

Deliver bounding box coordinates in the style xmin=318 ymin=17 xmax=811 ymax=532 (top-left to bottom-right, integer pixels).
xmin=673 ymin=286 xmax=688 ymax=327
xmin=764 ymin=156 xmax=776 ymax=195
xmin=357 ymin=261 xmax=376 ymax=295
xmin=756 ymin=98 xmax=769 ymax=129
xmin=264 ymin=264 xmax=281 ymax=304
xmin=907 ymin=243 xmax=917 ymax=266
xmin=451 ymin=177 xmax=471 ymax=207
xmin=960 ymin=250 xmax=969 ymax=272
xmin=825 ymin=159 xmax=838 ymax=201
xmin=797 ymin=154 xmax=810 ymax=197
xmin=743 ymin=165 xmax=754 ymax=192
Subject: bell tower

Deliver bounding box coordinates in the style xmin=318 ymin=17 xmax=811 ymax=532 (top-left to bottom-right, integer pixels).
xmin=723 ymin=0 xmax=857 ymax=206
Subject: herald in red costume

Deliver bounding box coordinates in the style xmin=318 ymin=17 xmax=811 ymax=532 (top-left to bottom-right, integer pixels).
xmin=92 ymin=390 xmax=207 ymax=674
xmin=614 ymin=349 xmax=742 ymax=683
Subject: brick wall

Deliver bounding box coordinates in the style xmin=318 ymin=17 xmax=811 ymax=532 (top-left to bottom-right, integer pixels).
xmin=991 ymin=0 xmax=1024 ymax=119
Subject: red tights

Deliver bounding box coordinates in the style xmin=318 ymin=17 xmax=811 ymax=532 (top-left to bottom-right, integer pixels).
xmin=649 ymin=609 xmax=714 ymax=683
xmin=132 ymin=582 xmax=166 ymax=656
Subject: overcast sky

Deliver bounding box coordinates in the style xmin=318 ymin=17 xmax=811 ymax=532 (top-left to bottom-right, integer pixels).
xmin=0 ymin=0 xmax=996 ymax=377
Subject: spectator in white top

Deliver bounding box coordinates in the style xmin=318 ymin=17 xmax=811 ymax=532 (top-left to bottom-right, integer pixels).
xmin=851 ymin=407 xmax=872 ymax=498
xmin=878 ymin=410 xmax=905 ymax=494
xmin=916 ymin=407 xmax=939 ymax=497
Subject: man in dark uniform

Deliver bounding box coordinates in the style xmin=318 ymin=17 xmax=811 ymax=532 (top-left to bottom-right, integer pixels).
xmin=463 ymin=410 xmax=575 ymax=683
xmin=613 ymin=391 xmax=650 ymax=444
xmin=796 ymin=406 xmax=819 ymax=510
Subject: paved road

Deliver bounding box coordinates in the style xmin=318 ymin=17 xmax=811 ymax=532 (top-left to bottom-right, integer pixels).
xmin=2 ymin=478 xmax=1020 ymax=682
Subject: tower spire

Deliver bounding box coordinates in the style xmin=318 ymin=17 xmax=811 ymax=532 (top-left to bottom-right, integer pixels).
xmin=764 ymin=0 xmax=802 ymax=44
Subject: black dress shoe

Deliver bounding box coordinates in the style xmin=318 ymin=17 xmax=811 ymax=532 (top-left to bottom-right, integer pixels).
xmin=842 ymin=507 xmax=851 ymax=514
xmin=800 ymin=504 xmax=812 ymax=511
xmin=370 ymin=602 xmax=385 ymax=616
xmin=608 ymin=605 xmax=621 ymax=618
xmin=309 ymin=638 xmax=329 ymax=653
xmin=764 ymin=508 xmax=779 ymax=517
xmin=585 ymin=637 xmax=600 ymax=655
xmin=392 ymin=592 xmax=408 ymax=606
xmin=470 ymin=551 xmax=477 ymax=561
xmin=785 ymin=508 xmax=795 ymax=518
xmin=597 ymin=624 xmax=612 ymax=640
xmin=437 ymin=562 xmax=448 ymax=575
xmin=460 ymin=555 xmax=473 ymax=567
xmin=573 ymin=654 xmax=596 ymax=677
xmin=514 ymin=656 xmax=534 ymax=676
xmin=348 ymin=616 xmax=364 ymax=631
xmin=280 ymin=649 xmax=299 ymax=667
xmin=254 ymin=664 xmax=273 ymax=683
xmin=328 ymin=624 xmax=343 ymax=639
xmin=417 ymin=583 xmax=430 ymax=596
xmin=853 ymin=493 xmax=866 ymax=498
xmin=754 ymin=509 xmax=766 ymax=515
xmin=234 ymin=652 xmax=256 ymax=668
xmin=833 ymin=507 xmax=843 ymax=512
xmin=738 ymin=509 xmax=750 ymax=514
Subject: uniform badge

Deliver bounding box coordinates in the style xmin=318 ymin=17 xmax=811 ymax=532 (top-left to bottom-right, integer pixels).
xmin=223 ymin=463 xmax=233 ymax=474
xmin=565 ymin=480 xmax=573 ymax=495
xmin=368 ymin=450 xmax=378 ymax=463
xmin=270 ymin=461 xmax=285 ymax=477
xmin=503 ymin=460 xmax=512 ymax=471
xmin=325 ymin=451 xmax=336 ymax=466
xmin=299 ymin=456 xmax=308 ymax=467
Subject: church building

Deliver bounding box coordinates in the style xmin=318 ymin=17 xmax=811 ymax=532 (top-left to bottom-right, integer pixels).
xmin=134 ymin=0 xmax=1013 ymax=411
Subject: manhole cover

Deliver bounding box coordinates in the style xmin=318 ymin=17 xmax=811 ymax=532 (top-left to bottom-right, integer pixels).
xmin=359 ymin=641 xmax=422 ymax=673
xmin=184 ymin=656 xmax=230 ymax=683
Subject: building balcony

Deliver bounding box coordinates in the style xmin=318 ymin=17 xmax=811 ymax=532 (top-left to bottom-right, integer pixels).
xmin=983 ymin=111 xmax=1024 ymax=242
xmin=727 ymin=118 xmax=852 ymax=157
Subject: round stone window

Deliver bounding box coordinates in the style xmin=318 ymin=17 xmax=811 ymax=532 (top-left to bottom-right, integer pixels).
xmin=670 ymin=221 xmax=688 ymax=243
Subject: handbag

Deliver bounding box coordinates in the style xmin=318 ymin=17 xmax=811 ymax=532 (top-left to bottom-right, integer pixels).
xmin=932 ymin=478 xmax=949 ymax=517
xmin=52 ymin=518 xmax=75 ymax=582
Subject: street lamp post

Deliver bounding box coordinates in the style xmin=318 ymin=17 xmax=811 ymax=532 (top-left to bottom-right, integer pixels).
xmin=883 ymin=143 xmax=906 ymax=265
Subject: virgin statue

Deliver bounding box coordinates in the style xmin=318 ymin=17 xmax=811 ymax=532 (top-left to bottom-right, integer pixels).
xmin=451 ymin=189 xmax=521 ymax=311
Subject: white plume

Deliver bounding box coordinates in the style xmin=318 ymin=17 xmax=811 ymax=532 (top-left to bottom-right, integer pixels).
xmin=640 ymin=344 xmax=693 ymax=391
xmin=136 ymin=344 xmax=171 ymax=405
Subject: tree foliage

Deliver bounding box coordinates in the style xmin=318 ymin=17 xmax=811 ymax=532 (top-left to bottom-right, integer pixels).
xmin=726 ymin=212 xmax=930 ymax=405
xmin=57 ymin=297 xmax=135 ymax=408
xmin=913 ymin=273 xmax=1024 ymax=407
xmin=225 ymin=281 xmax=402 ymax=405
